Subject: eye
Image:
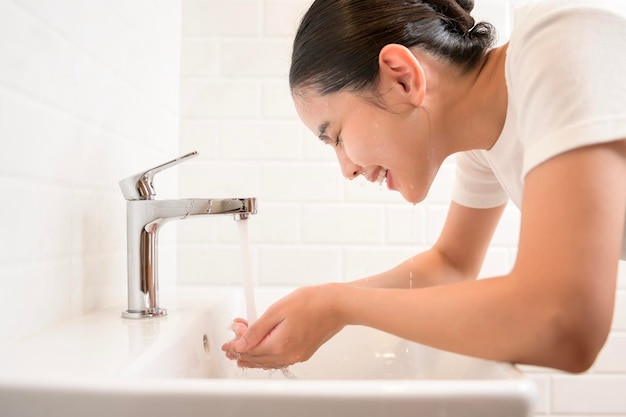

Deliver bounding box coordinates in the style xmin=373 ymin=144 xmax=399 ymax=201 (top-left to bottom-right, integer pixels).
xmin=319 ymin=134 xmax=342 ymax=147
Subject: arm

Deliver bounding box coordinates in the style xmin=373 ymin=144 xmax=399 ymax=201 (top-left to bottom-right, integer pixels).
xmin=338 ymin=140 xmax=626 ymax=371
xmin=350 ymin=202 xmax=506 ymax=289
xmin=226 ymin=140 xmax=625 ymax=372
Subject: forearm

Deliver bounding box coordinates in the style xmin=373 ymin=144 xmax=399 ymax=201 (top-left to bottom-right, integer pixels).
xmin=349 ymin=248 xmax=474 ymax=289
xmin=350 ymin=204 xmax=505 ymax=290
xmin=331 ymin=275 xmax=591 ymax=372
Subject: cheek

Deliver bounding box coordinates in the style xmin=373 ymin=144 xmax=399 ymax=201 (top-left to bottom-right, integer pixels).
xmin=341 ymin=126 xmax=389 ymax=166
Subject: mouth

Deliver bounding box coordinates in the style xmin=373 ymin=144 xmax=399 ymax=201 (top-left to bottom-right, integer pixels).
xmin=375 ymin=168 xmax=388 ymax=186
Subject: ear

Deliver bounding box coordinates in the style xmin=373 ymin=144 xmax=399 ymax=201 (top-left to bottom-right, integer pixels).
xmin=378 ymin=44 xmax=426 ymax=107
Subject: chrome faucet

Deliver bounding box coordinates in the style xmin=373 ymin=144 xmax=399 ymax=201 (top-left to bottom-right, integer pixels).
xmin=119 ymin=151 xmax=257 ymax=319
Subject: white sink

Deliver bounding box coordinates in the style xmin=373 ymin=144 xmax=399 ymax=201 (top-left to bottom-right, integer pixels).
xmin=0 ymin=286 xmax=536 ymax=417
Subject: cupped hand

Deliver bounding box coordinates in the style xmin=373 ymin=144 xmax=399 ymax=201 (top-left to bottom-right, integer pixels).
xmin=221 ymin=284 xmax=345 ymax=369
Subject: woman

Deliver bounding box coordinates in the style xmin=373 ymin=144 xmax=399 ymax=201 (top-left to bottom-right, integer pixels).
xmin=222 ymin=0 xmax=626 ymax=372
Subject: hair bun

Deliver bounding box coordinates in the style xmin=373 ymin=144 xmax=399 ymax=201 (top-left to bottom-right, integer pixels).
xmin=455 ymin=0 xmax=474 ymax=13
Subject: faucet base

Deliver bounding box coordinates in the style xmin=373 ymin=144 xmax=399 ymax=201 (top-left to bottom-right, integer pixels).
xmin=122 ymin=308 xmax=167 ymax=319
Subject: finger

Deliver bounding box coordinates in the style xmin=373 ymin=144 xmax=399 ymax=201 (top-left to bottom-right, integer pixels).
xmin=221 ymin=341 xmax=235 ymax=353
xmin=233 ymin=349 xmax=295 ymax=369
xmin=234 ymin=313 xmax=283 ymax=353
xmin=236 ymin=357 xmax=290 ymax=369
xmin=232 ymin=317 xmax=248 ymax=326
xmin=231 ymin=322 xmax=248 ymax=339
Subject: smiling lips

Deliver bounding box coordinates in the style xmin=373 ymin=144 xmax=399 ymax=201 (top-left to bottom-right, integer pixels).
xmin=375 ymin=168 xmax=388 ymax=185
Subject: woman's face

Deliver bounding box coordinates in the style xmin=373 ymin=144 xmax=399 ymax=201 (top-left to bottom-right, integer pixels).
xmin=293 ymin=89 xmax=440 ymax=204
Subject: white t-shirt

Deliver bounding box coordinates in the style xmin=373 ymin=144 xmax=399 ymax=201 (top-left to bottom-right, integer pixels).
xmin=452 ymin=0 xmax=626 ymax=260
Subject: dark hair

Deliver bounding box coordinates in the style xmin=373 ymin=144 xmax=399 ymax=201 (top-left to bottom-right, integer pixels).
xmin=289 ymin=0 xmax=496 ymax=95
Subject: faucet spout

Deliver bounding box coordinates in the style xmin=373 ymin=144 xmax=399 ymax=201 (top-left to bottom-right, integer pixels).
xmin=144 ymin=198 xmax=257 ymax=224
xmin=119 ymin=152 xmax=257 ymax=319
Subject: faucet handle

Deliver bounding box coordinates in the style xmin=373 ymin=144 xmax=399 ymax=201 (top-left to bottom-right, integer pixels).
xmin=119 ymin=151 xmax=198 ymax=200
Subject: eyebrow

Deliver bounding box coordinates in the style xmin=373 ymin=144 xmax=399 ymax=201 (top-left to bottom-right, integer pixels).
xmin=317 ymin=122 xmax=330 ymax=140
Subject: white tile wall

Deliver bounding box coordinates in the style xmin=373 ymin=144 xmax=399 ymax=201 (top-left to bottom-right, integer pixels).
xmin=178 ymin=1 xmax=626 ymax=416
xmin=0 ymin=0 xmax=181 ymax=344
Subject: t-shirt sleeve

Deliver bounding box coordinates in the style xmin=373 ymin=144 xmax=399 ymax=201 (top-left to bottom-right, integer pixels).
xmin=452 ymin=151 xmax=509 ymax=209
xmin=507 ymin=3 xmax=626 ymax=177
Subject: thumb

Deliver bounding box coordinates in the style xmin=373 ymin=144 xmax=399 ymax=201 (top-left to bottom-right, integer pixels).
xmin=233 ymin=314 xmax=280 ymax=353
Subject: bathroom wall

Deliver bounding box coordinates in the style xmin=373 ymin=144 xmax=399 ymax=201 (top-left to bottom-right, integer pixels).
xmin=179 ymin=0 xmax=626 ymax=416
xmin=0 ymin=0 xmax=181 ymax=345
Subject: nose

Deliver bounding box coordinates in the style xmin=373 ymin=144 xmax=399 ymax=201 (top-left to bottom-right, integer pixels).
xmin=336 ymin=148 xmax=362 ymax=180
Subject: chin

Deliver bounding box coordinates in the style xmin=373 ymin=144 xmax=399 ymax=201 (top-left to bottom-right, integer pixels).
xmin=400 ymin=189 xmax=428 ymax=205
xmin=398 ymin=181 xmax=432 ymax=205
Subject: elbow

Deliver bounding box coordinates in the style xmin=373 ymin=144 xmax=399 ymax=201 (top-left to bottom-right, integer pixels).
xmin=539 ymin=303 xmax=611 ymax=373
xmin=554 ymin=333 xmax=603 ymax=374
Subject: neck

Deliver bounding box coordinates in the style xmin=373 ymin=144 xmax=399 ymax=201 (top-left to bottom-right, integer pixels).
xmin=426 ymin=44 xmax=509 ymax=157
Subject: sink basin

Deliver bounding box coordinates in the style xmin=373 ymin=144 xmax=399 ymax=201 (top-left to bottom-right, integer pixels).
xmin=0 ymin=286 xmax=536 ymax=417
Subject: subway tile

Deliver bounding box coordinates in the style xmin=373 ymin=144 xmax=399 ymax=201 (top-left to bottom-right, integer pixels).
xmin=220 ymin=39 xmax=291 ymax=78
xmin=552 ymin=375 xmax=626 ymax=414
xmin=385 ymin=205 xmax=427 ymax=245
xmin=0 ymin=90 xmax=74 ymax=184
xmin=592 ymin=332 xmax=626 ymax=373
xmin=258 ymin=246 xmax=342 ymax=285
xmin=261 ymin=163 xmax=343 ymax=202
xmin=71 ymin=188 xmax=125 ymax=258
xmin=0 ymin=1 xmax=53 ymax=97
xmin=0 ymin=178 xmax=73 ymax=265
xmin=176 ymin=216 xmax=221 ymax=245
xmin=422 ymin=162 xmax=455 ymax=204
xmin=614 ymin=290 xmax=626 ymax=330
xmin=343 ymin=247 xmax=418 ymax=282
xmin=263 ymin=0 xmax=312 ymax=36
xmin=178 ymin=244 xmax=245 ymax=285
xmin=0 ymin=260 xmax=74 ymax=345
xmin=126 ymin=36 xmax=181 ymax=111
xmin=478 ymin=248 xmax=511 ymax=278
xmin=490 ymin=205 xmax=521 ymax=246
xmin=15 ymin=1 xmax=127 ymax=75
xmin=178 ymin=162 xmax=261 ymax=198
xmin=302 ymin=126 xmax=337 ymax=161
xmin=182 ymin=0 xmax=260 ymax=36
xmin=301 ymin=204 xmax=383 ymax=244
xmin=178 ymin=216 xmax=220 ymax=245
xmin=261 ymin=79 xmax=298 ymax=118
xmin=426 ymin=205 xmax=449 ymax=245
xmin=247 ymin=204 xmax=300 ymax=243
xmin=180 ymin=120 xmax=219 ymax=160
xmin=194 ymin=212 xmax=242 ymax=245
xmin=180 ymin=79 xmax=260 ymax=119
xmin=181 ymin=38 xmax=219 ymax=77
xmin=218 ymin=120 xmax=302 ymax=160
xmin=77 ymin=251 xmax=127 ymax=313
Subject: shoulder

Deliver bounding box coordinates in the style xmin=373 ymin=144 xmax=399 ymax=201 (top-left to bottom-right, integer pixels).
xmin=507 ymin=0 xmax=626 ymax=65
xmin=510 ymin=0 xmax=626 ymax=34
xmin=504 ymin=0 xmax=626 ymax=176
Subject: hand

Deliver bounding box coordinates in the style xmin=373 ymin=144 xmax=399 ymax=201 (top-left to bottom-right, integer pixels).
xmin=221 ymin=318 xmax=249 ymax=361
xmin=221 ymin=284 xmax=345 ymax=369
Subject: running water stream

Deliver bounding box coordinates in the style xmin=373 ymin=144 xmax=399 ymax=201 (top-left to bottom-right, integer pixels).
xmin=237 ymin=218 xmax=296 ymax=379
xmin=237 ymin=218 xmax=257 ymax=322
